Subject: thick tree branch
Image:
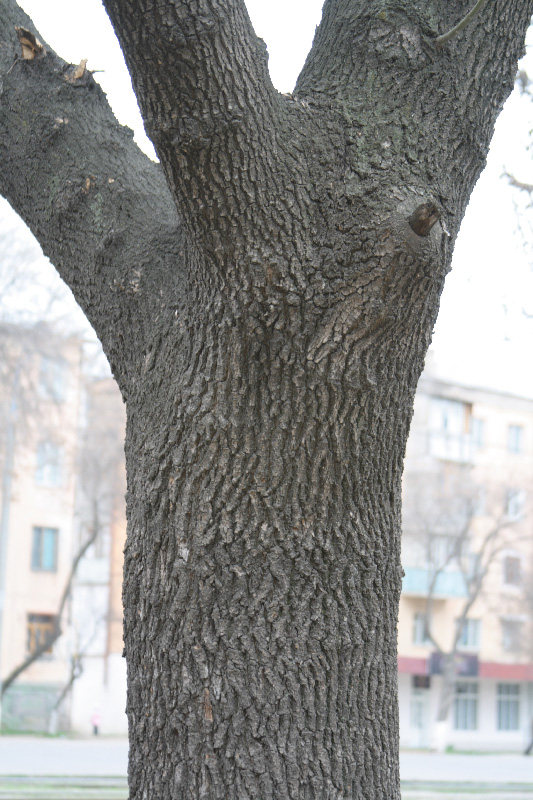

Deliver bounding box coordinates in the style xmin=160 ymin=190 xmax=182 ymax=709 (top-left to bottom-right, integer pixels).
xmin=296 ymin=0 xmax=531 ymax=99
xmin=0 ymin=0 xmax=185 ymax=392
xmin=102 ymin=0 xmax=280 ymax=247
xmin=295 ymin=0 xmax=532 ymax=240
xmin=102 ymin=0 xmax=275 ymax=141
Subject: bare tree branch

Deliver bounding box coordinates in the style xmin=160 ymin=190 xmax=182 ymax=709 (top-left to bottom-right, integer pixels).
xmin=404 ymin=468 xmax=529 ymax=725
xmin=1 ymin=524 xmax=97 ymax=698
xmin=504 ymin=171 xmax=533 ymax=195
xmin=0 ymin=1 xmax=183 ymax=390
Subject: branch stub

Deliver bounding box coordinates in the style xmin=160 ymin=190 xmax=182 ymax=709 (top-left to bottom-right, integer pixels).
xmin=408 ymin=203 xmax=440 ymax=237
xmin=15 ymin=27 xmax=45 ymax=60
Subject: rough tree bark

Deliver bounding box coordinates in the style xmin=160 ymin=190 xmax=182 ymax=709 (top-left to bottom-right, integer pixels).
xmin=1 ymin=1 xmax=532 ymax=797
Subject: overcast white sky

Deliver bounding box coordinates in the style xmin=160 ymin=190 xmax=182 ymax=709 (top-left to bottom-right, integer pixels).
xmin=6 ymin=1 xmax=533 ymax=395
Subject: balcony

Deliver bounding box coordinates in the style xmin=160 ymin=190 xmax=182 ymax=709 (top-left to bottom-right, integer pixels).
xmin=402 ymin=566 xmax=468 ymax=598
xmin=428 ymin=432 xmax=474 ymax=463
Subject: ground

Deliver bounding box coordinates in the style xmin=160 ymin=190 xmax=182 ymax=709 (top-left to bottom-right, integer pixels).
xmin=0 ymin=737 xmax=532 ymax=798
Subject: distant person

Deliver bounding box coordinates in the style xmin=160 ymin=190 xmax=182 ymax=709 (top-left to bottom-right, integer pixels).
xmin=91 ymin=708 xmax=102 ymax=736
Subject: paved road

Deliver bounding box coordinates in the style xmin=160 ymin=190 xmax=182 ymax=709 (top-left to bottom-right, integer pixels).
xmin=0 ymin=738 xmax=128 ymax=777
xmin=0 ymin=738 xmax=532 ymax=791
xmin=0 ymin=776 xmax=128 ymax=800
xmin=401 ymin=751 xmax=533 ymax=783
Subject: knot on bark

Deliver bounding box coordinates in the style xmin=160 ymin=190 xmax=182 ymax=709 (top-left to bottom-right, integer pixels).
xmin=408 ymin=202 xmax=440 ymax=237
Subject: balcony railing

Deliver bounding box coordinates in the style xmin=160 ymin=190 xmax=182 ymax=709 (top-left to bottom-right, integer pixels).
xmin=428 ymin=432 xmax=474 ymax=463
xmin=402 ymin=566 xmax=468 ymax=598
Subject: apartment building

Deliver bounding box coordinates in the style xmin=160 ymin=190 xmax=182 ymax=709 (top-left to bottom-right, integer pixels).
xmin=69 ymin=377 xmax=127 ymax=735
xmin=0 ymin=325 xmax=83 ymax=731
xmin=72 ymin=356 xmax=533 ymax=746
xmin=399 ymin=354 xmax=533 ymax=751
xmin=0 ymin=327 xmax=128 ymax=734
xmin=2 ymin=329 xmax=531 ymax=747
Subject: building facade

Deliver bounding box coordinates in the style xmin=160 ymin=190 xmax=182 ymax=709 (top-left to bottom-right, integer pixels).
xmin=0 ymin=328 xmax=127 ymax=735
xmin=2 ymin=333 xmax=532 ymax=747
xmin=398 ymin=354 xmax=533 ymax=751
xmin=69 ymin=377 xmax=127 ymax=736
xmin=0 ymin=325 xmax=83 ymax=731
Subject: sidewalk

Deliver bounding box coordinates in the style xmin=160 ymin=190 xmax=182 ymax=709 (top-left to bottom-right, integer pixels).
xmin=0 ymin=739 xmax=128 ymax=800
xmin=0 ymin=738 xmax=532 ymax=798
xmin=0 ymin=737 xmax=128 ymax=777
xmin=401 ymin=750 xmax=533 ymax=783
xmin=0 ymin=776 xmax=128 ymax=800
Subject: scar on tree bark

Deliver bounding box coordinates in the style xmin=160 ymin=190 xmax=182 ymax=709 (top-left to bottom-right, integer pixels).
xmin=408 ymin=202 xmax=441 ymax=237
xmin=15 ymin=26 xmax=44 ymax=60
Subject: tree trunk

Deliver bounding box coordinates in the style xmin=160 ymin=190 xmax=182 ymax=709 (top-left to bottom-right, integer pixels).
xmin=123 ymin=296 xmax=414 ymax=797
xmin=1 ymin=0 xmax=532 ymax=797
xmin=432 ymin=656 xmax=456 ymax=752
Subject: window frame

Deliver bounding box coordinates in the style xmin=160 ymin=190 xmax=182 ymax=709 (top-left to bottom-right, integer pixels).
xmin=503 ymin=554 xmax=522 ymax=587
xmin=497 ymin=683 xmax=520 ymax=731
xmin=454 ymin=681 xmax=478 ymax=731
xmin=505 ymin=490 xmax=526 ymax=522
xmin=457 ymin=618 xmax=481 ymax=651
xmin=428 ymin=398 xmax=473 ymax=462
xmin=412 ymin=612 xmax=432 ymax=645
xmin=508 ymin=424 xmax=524 ymax=454
xmin=470 ymin=417 xmax=485 ymax=449
xmin=26 ymin=612 xmax=56 ymax=656
xmin=501 ymin=618 xmax=524 ymax=653
xmin=31 ymin=526 xmax=58 ymax=572
xmin=39 ymin=355 xmax=67 ymax=403
xmin=35 ymin=441 xmax=63 ymax=487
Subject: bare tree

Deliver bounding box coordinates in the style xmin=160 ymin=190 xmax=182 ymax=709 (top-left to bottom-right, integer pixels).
xmin=0 ymin=523 xmax=97 ymax=698
xmin=0 ymin=199 xmax=96 ymax=715
xmin=0 ymin=370 xmax=125 ymax=729
xmin=403 ymin=466 xmax=529 ymax=748
xmin=0 ymin=323 xmax=82 ymax=720
xmin=1 ymin=1 xmax=532 ymax=797
xmin=63 ymin=376 xmax=126 ymax=728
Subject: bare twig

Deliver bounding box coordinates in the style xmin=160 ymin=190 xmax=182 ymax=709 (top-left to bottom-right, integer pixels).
xmin=504 ymin=171 xmax=533 ymax=195
xmin=435 ymin=0 xmax=489 ymax=46
xmin=51 ymin=654 xmax=83 ymax=716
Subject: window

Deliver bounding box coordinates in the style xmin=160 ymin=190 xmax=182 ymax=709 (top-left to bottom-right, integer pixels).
xmin=503 ymin=555 xmax=522 ymax=586
xmin=497 ymin=684 xmax=520 ymax=731
xmin=39 ymin=356 xmax=66 ymax=402
xmin=470 ymin=418 xmax=485 ymax=448
xmin=430 ymin=535 xmax=459 ymax=568
xmin=473 ymin=486 xmax=486 ymax=517
xmin=467 ymin=552 xmax=480 ymax=580
xmin=430 ymin=398 xmax=470 ymax=434
xmin=508 ymin=425 xmax=524 ymax=454
xmin=502 ymin=619 xmax=523 ymax=653
xmin=27 ymin=613 xmax=56 ymax=656
xmin=35 ymin=442 xmax=63 ymax=487
xmin=413 ymin=612 xmax=432 ymax=645
xmin=31 ymin=527 xmax=58 ymax=571
xmin=429 ymin=398 xmax=472 ymax=462
xmin=457 ymin=619 xmax=480 ymax=650
xmin=505 ymin=490 xmax=525 ymax=522
xmin=454 ymin=681 xmax=478 ymax=730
